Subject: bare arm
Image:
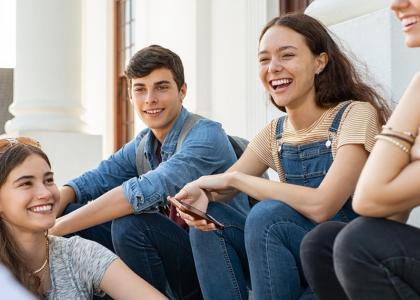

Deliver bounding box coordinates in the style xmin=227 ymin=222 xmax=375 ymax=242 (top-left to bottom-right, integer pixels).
xmin=176 ymin=144 xmax=368 ymax=224
xmin=228 ymin=144 xmax=368 ymax=222
xmin=100 ymin=259 xmax=167 ymax=300
xmin=353 ymin=73 xmax=420 ymax=217
xmin=50 ymin=186 xmax=133 ymax=236
xmin=199 ymin=147 xmax=269 ymax=202
xmin=172 ymin=147 xmax=268 ymax=223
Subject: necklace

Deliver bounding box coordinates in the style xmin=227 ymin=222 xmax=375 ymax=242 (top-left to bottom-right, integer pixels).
xmin=32 ymin=234 xmax=49 ymax=275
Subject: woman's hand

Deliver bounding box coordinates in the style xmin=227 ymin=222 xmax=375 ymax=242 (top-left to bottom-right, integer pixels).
xmin=174 ymin=181 xmax=210 ymax=208
xmin=169 ymin=187 xmax=216 ymax=231
xmin=194 ymin=173 xmax=239 ymax=202
xmin=169 ymin=196 xmax=217 ymax=231
xmin=170 ymin=173 xmax=237 ymax=231
xmin=174 ymin=173 xmax=237 ymax=205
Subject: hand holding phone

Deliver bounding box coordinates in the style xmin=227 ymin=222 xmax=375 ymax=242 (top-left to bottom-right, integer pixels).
xmin=169 ymin=197 xmax=224 ymax=230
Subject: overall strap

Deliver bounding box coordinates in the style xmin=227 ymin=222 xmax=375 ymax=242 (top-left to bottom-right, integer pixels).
xmin=175 ymin=113 xmax=204 ymax=153
xmin=136 ymin=135 xmax=150 ymax=175
xmin=329 ymin=101 xmax=352 ymax=133
xmin=275 ymin=115 xmax=287 ymax=140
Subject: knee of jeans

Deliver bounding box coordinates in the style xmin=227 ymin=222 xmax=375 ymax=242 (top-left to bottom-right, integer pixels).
xmin=300 ymin=222 xmax=344 ymax=264
xmin=244 ymin=200 xmax=294 ymax=245
xmin=245 ymin=200 xmax=295 ymax=231
xmin=333 ymin=217 xmax=377 ymax=265
xmin=111 ymin=214 xmax=148 ymax=246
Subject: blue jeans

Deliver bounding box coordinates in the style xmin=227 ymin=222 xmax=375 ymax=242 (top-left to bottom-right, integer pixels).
xmin=245 ymin=200 xmax=316 ymax=300
xmin=63 ymin=204 xmax=202 ymax=300
xmin=191 ymin=200 xmax=317 ymax=300
xmin=190 ymin=202 xmax=250 ymax=300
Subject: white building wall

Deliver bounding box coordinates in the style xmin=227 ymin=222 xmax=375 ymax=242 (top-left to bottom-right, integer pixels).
xmin=327 ymin=9 xmax=420 ymax=106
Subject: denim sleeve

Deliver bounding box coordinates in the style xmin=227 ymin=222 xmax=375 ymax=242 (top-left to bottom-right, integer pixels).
xmin=122 ymin=121 xmax=236 ymax=213
xmin=67 ymin=136 xmax=140 ymax=204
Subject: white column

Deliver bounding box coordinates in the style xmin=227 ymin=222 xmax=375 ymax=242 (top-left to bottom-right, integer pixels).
xmin=7 ymin=0 xmax=87 ymax=133
xmin=306 ymin=0 xmax=420 ymax=228
xmin=4 ymin=0 xmax=102 ymax=185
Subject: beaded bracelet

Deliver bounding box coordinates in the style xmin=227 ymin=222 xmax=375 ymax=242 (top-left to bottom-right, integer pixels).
xmin=379 ymin=132 xmax=414 ymax=145
xmin=382 ymin=125 xmax=416 ymax=139
xmin=375 ymin=135 xmax=410 ymax=154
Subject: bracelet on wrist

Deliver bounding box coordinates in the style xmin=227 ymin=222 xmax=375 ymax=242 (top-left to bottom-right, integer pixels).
xmin=377 ymin=132 xmax=414 ymax=145
xmin=375 ymin=134 xmax=411 ymax=154
xmin=382 ymin=125 xmax=417 ymax=139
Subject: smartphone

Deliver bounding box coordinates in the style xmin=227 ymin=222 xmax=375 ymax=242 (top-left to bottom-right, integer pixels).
xmin=170 ymin=198 xmax=225 ymax=230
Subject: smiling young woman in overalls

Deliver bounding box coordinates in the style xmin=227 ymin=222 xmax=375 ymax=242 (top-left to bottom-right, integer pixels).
xmin=170 ymin=13 xmax=390 ymax=300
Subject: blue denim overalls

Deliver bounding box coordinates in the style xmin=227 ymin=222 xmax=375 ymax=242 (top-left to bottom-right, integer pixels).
xmin=276 ymin=102 xmax=358 ymax=222
xmin=188 ymin=102 xmax=361 ymax=300
xmin=242 ymin=102 xmax=360 ymax=299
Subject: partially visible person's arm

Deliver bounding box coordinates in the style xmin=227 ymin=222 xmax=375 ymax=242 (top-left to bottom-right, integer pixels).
xmin=51 ymin=136 xmax=141 ymax=234
xmin=354 ymin=73 xmax=420 ymax=217
xmin=61 ymin=136 xmax=141 ymax=209
xmin=51 ymin=186 xmax=133 ymax=236
xmin=175 ymin=143 xmax=369 ymax=228
xmin=57 ymin=185 xmax=76 ymax=216
xmin=176 ymin=146 xmax=268 ymax=207
xmin=101 ymin=259 xmax=167 ymax=300
xmin=171 ymin=146 xmax=268 ymax=226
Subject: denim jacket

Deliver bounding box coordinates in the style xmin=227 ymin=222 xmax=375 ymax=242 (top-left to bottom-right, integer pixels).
xmin=67 ymin=107 xmax=247 ymax=213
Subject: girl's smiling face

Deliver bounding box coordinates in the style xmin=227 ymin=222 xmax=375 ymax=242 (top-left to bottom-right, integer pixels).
xmin=0 ymin=154 xmax=59 ymax=235
xmin=258 ymin=25 xmax=327 ymax=111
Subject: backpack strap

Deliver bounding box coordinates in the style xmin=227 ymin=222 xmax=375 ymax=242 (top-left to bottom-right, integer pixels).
xmin=175 ymin=113 xmax=204 ymax=153
xmin=136 ymin=134 xmax=151 ymax=175
xmin=136 ymin=113 xmax=204 ymax=176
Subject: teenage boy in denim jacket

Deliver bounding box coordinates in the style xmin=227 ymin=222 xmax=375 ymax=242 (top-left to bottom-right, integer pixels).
xmin=50 ymin=45 xmax=249 ymax=299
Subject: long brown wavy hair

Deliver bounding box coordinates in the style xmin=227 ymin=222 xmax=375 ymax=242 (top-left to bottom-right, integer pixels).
xmin=0 ymin=143 xmax=51 ymax=298
xmin=260 ymin=13 xmax=390 ymax=125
